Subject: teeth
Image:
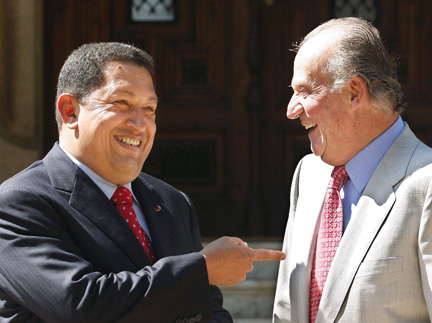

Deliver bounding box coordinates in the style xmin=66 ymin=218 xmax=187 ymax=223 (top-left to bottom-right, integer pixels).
xmin=117 ymin=136 xmax=140 ymax=146
xmin=305 ymin=123 xmax=317 ymax=130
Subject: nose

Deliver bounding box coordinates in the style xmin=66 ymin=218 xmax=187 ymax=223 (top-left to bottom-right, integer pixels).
xmin=286 ymin=93 xmax=303 ymax=119
xmin=126 ymin=107 xmax=149 ymax=130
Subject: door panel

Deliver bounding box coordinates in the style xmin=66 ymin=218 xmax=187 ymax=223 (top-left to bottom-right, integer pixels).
xmin=44 ymin=0 xmax=432 ymax=237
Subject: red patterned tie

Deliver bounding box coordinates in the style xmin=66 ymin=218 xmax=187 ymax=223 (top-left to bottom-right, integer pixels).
xmin=111 ymin=186 xmax=156 ymax=264
xmin=310 ymin=166 xmax=348 ymax=322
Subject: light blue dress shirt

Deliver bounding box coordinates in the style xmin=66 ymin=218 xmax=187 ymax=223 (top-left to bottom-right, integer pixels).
xmin=342 ymin=116 xmax=405 ymax=230
xmin=59 ymin=144 xmax=152 ymax=240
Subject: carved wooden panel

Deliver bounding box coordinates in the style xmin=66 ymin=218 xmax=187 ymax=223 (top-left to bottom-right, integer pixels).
xmin=144 ymin=131 xmax=225 ymax=193
xmin=378 ymin=0 xmax=432 ymax=144
xmin=255 ymin=0 xmax=432 ymax=235
xmin=43 ymin=0 xmax=432 ymax=237
xmin=110 ymin=1 xmax=249 ymax=236
xmin=44 ymin=0 xmax=251 ymax=236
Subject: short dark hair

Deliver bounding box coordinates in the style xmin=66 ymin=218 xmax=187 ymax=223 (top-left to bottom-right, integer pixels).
xmin=296 ymin=17 xmax=403 ymax=115
xmin=55 ymin=42 xmax=154 ymax=129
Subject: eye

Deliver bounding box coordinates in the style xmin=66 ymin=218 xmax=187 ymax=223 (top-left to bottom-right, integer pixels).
xmin=291 ymin=85 xmax=308 ymax=98
xmin=113 ymin=100 xmax=128 ymax=106
xmin=295 ymin=87 xmax=311 ymax=99
xmin=292 ymin=90 xmax=306 ymax=99
xmin=143 ymin=106 xmax=156 ymax=113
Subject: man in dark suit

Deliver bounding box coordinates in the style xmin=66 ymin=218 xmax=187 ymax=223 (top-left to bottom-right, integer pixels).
xmin=0 ymin=42 xmax=285 ymax=322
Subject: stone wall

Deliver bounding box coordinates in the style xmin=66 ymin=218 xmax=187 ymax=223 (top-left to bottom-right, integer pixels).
xmin=0 ymin=0 xmax=43 ymax=183
xmin=206 ymin=240 xmax=283 ymax=322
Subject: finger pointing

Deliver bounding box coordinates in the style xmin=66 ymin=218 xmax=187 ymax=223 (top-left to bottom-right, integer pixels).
xmin=250 ymin=248 xmax=286 ymax=262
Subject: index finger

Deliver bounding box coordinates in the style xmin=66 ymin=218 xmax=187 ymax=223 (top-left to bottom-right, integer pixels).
xmin=250 ymin=248 xmax=286 ymax=262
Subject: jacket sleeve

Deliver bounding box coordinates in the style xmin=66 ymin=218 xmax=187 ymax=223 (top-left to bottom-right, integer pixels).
xmin=418 ymin=177 xmax=432 ymax=320
xmin=180 ymin=191 xmax=233 ymax=323
xmin=273 ymin=157 xmax=303 ymax=323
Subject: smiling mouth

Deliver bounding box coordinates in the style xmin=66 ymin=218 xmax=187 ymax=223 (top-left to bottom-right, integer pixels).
xmin=304 ymin=123 xmax=317 ymax=130
xmin=115 ymin=136 xmax=141 ymax=147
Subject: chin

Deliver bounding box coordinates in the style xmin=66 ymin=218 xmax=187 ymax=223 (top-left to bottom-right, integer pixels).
xmin=311 ymin=147 xmax=324 ymax=158
xmin=110 ymin=167 xmax=142 ymax=185
xmin=320 ymin=154 xmax=344 ymax=167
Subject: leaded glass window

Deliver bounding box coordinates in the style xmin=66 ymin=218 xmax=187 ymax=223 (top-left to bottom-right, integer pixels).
xmin=334 ymin=0 xmax=378 ymax=22
xmin=131 ymin=0 xmax=175 ymax=22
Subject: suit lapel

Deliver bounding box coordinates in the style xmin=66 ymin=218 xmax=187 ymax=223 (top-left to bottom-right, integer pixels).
xmin=132 ymin=178 xmax=173 ymax=259
xmin=290 ymin=156 xmax=333 ymax=322
xmin=317 ymin=125 xmax=418 ymax=322
xmin=70 ymin=171 xmax=151 ymax=269
xmin=44 ymin=143 xmax=150 ymax=269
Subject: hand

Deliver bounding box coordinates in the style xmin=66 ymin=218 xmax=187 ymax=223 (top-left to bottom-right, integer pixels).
xmin=200 ymin=236 xmax=286 ymax=286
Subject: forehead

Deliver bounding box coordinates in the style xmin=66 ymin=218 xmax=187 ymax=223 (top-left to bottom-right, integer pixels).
xmin=291 ymin=56 xmax=324 ymax=90
xmin=102 ymin=61 xmax=153 ymax=84
xmin=292 ymin=33 xmax=339 ymax=88
xmin=99 ymin=61 xmax=156 ymax=95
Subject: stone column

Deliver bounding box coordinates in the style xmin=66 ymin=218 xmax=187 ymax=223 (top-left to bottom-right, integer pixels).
xmin=0 ymin=0 xmax=43 ymax=183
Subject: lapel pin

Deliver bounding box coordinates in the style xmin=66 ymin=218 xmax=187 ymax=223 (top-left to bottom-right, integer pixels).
xmin=154 ymin=205 xmax=162 ymax=212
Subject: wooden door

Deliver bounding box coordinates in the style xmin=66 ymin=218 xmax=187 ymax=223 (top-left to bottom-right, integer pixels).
xmin=43 ymin=0 xmax=432 ymax=237
xmin=44 ymin=0 xmax=254 ymax=237
xmin=256 ymin=0 xmax=432 ymax=236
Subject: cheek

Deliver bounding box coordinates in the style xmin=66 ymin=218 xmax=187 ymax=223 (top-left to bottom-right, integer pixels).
xmin=303 ymin=99 xmax=322 ymax=117
xmin=80 ymin=109 xmax=112 ymax=129
xmin=146 ymin=118 xmax=157 ymax=135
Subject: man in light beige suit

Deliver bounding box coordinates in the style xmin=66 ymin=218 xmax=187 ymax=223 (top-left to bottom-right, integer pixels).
xmin=273 ymin=17 xmax=432 ymax=322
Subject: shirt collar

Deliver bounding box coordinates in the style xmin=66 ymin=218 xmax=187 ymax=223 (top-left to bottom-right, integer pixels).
xmin=58 ymin=143 xmax=133 ymax=200
xmin=345 ymin=115 xmax=404 ymax=194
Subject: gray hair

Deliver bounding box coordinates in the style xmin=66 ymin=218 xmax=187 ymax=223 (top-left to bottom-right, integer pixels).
xmin=55 ymin=42 xmax=154 ymax=130
xmin=296 ymin=17 xmax=403 ymax=116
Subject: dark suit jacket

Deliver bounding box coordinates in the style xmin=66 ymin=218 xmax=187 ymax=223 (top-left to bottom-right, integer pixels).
xmin=0 ymin=143 xmax=232 ymax=323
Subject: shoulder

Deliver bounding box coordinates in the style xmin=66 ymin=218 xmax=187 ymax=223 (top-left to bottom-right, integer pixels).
xmin=0 ymin=159 xmax=48 ymax=195
xmin=410 ymin=140 xmax=432 ymax=168
xmin=135 ymin=172 xmax=193 ymax=206
xmin=0 ymin=143 xmax=75 ymax=195
xmin=136 ymin=172 xmax=181 ymax=194
xmin=0 ymin=159 xmax=65 ymax=228
xmin=392 ymin=124 xmax=432 ymax=178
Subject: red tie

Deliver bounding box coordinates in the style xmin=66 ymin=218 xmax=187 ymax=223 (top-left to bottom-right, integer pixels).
xmin=310 ymin=166 xmax=348 ymax=322
xmin=111 ymin=186 xmax=156 ymax=264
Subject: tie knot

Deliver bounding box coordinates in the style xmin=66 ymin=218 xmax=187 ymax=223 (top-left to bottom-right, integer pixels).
xmin=329 ymin=166 xmax=348 ymax=191
xmin=111 ymin=186 xmax=133 ymax=206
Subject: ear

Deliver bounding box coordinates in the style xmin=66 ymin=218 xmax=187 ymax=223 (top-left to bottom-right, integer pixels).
xmin=349 ymin=76 xmax=367 ymax=111
xmin=57 ymin=94 xmax=80 ymax=129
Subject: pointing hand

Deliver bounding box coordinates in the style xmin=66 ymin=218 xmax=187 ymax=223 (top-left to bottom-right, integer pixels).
xmin=201 ymin=236 xmax=286 ymax=286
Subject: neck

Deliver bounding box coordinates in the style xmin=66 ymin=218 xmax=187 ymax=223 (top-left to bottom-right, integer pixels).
xmin=350 ymin=111 xmax=399 ymax=163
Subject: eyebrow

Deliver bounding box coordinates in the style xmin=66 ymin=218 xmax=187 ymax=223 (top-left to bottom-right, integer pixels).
xmin=147 ymin=95 xmax=158 ymax=104
xmin=291 ymin=82 xmax=310 ymax=91
xmin=114 ymin=89 xmax=158 ymax=104
xmin=292 ymin=76 xmax=320 ymax=92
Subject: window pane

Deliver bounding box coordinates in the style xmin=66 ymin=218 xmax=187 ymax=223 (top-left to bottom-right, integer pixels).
xmin=131 ymin=0 xmax=175 ymax=22
xmin=334 ymin=0 xmax=377 ymax=21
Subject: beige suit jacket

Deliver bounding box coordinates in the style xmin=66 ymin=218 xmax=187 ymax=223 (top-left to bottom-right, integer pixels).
xmin=273 ymin=124 xmax=432 ymax=322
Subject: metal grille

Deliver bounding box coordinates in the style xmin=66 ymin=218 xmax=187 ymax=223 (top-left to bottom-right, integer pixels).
xmin=334 ymin=0 xmax=377 ymax=21
xmin=131 ymin=0 xmax=175 ymax=22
